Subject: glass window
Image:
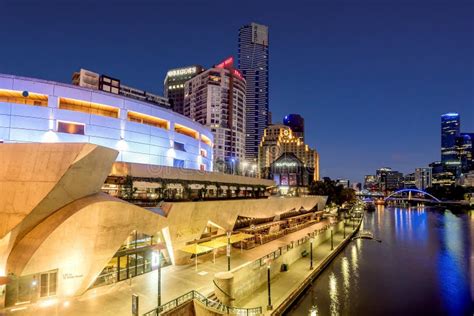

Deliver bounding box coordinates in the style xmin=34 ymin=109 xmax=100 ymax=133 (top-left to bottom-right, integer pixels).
xmin=173 ymin=159 xmax=185 ymax=168
xmin=173 ymin=141 xmax=186 ymax=151
xmin=57 ymin=121 xmax=85 ymax=135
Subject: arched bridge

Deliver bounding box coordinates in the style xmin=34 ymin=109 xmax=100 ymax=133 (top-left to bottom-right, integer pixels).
xmin=384 ymin=188 xmax=441 ymax=203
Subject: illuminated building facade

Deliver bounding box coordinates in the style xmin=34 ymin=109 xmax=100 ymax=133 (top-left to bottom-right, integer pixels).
xmin=238 ymin=22 xmax=270 ymax=161
xmin=441 ymin=112 xmax=461 ymax=175
xmin=376 ymin=167 xmax=403 ymax=192
xmin=164 ymin=65 xmax=204 ymax=114
xmin=258 ymin=124 xmax=319 ymax=193
xmin=283 ymin=113 xmax=305 ymax=141
xmin=0 ymin=73 xmax=213 ymax=171
xmin=183 ymin=57 xmax=246 ymax=170
xmin=415 ymin=167 xmax=432 ymax=190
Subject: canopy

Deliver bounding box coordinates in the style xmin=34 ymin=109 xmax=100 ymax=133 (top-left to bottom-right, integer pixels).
xmin=180 ymin=244 xmax=212 ymax=255
xmin=200 ymin=239 xmax=228 ymax=249
xmin=216 ymin=232 xmax=254 ymax=244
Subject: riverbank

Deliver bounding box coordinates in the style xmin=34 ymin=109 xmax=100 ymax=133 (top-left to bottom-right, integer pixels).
xmin=235 ymin=217 xmax=362 ymax=315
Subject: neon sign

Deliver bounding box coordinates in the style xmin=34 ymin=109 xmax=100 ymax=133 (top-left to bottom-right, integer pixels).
xmin=167 ymin=67 xmax=197 ymax=77
xmin=216 ymin=57 xmax=234 ymax=69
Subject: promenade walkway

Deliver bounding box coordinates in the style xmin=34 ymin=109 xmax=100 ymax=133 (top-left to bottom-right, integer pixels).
xmin=2 ymin=218 xmax=351 ymax=316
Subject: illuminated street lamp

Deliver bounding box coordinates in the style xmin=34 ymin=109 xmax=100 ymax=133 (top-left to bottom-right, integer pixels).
xmin=152 ymin=242 xmax=166 ymax=312
xmin=330 ymin=226 xmax=334 ymax=251
xmin=264 ymin=258 xmax=273 ymax=310
xmin=308 ymin=234 xmax=314 ymax=270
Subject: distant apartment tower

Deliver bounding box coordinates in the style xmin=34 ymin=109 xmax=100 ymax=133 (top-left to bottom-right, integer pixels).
xmin=336 ymin=179 xmax=350 ymax=188
xmin=72 ymin=68 xmax=169 ymax=108
xmin=238 ymin=22 xmax=270 ymax=161
xmin=415 ymin=168 xmax=432 ymax=190
xmin=364 ymin=175 xmax=378 ymax=191
xmin=164 ymin=65 xmax=204 ymax=114
xmin=283 ymin=114 xmax=305 ymax=141
xmin=183 ymin=57 xmax=246 ymax=169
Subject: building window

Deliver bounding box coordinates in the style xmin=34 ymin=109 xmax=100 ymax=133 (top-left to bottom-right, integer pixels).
xmin=200 ymin=149 xmax=207 ymax=158
xmin=173 ymin=159 xmax=185 ymax=168
xmin=200 ymin=164 xmax=206 ymax=171
xmin=173 ymin=141 xmax=186 ymax=151
xmin=128 ymin=111 xmax=169 ymax=129
xmin=57 ymin=121 xmax=85 ymax=135
xmin=40 ymin=271 xmax=57 ymax=297
xmin=59 ymin=97 xmax=119 ymax=118
xmin=0 ymin=89 xmax=48 ymax=107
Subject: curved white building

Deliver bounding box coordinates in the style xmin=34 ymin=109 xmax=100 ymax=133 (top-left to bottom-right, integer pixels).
xmin=0 ymin=73 xmax=213 ymax=171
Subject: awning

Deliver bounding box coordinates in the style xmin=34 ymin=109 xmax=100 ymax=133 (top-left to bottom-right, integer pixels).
xmin=200 ymin=239 xmax=227 ymax=249
xmin=166 ymin=183 xmax=183 ymax=189
xmin=216 ymin=232 xmax=254 ymax=244
xmin=134 ymin=181 xmax=162 ymax=189
xmin=207 ymin=185 xmax=217 ymax=190
xmin=230 ymin=186 xmax=237 ymax=190
xmin=189 ymin=184 xmax=205 ymax=190
xmin=179 ymin=244 xmax=212 ymax=255
xmin=220 ymin=185 xmax=228 ymax=190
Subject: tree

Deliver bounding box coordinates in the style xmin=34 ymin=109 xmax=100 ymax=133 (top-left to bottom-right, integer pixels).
xmin=309 ymin=177 xmax=356 ymax=205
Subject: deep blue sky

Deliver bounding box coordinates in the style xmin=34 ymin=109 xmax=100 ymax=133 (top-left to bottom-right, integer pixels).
xmin=1 ymin=0 xmax=473 ymax=183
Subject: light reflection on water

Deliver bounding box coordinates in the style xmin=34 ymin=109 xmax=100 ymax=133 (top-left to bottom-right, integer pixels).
xmin=286 ymin=207 xmax=473 ymax=316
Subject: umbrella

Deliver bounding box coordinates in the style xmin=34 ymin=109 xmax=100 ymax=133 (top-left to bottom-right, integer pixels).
xmin=200 ymin=239 xmax=228 ymax=263
xmin=216 ymin=232 xmax=254 ymax=252
xmin=180 ymin=244 xmax=212 ymax=270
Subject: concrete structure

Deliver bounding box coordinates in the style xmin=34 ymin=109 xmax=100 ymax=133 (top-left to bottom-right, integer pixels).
xmin=0 ymin=73 xmax=213 ymax=171
xmin=164 ymin=65 xmax=204 ymax=115
xmin=184 ymin=57 xmax=246 ymax=171
xmin=0 ymin=143 xmax=326 ymax=308
xmin=73 ymin=68 xmax=170 ymax=108
xmin=258 ymin=124 xmax=319 ymax=186
xmin=238 ymin=22 xmax=270 ymax=161
xmin=415 ymin=167 xmax=432 ymax=190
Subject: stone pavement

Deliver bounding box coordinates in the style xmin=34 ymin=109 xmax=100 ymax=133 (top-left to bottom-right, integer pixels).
xmin=237 ymin=229 xmax=348 ymax=312
xmin=1 ymin=219 xmax=350 ymax=316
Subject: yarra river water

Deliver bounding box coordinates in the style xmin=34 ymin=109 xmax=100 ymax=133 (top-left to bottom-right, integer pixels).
xmin=287 ymin=206 xmax=473 ymax=315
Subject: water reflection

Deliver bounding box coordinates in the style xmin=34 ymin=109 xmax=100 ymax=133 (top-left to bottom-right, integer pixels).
xmin=288 ymin=207 xmax=473 ymax=316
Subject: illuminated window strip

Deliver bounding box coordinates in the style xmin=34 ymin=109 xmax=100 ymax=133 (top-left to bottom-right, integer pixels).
xmin=59 ymin=97 xmax=119 ymax=118
xmin=174 ymin=123 xmax=199 ymax=139
xmin=0 ymin=89 xmax=48 ymax=107
xmin=127 ymin=111 xmax=169 ymax=130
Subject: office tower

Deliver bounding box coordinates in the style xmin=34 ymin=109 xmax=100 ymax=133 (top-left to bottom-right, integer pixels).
xmin=283 ymin=114 xmax=305 ymax=141
xmin=458 ymin=133 xmax=473 ymax=172
xmin=376 ymin=167 xmax=403 ymax=192
xmin=441 ymin=112 xmax=461 ymax=175
xmin=415 ymin=168 xmax=432 ymax=190
xmin=364 ymin=175 xmax=378 ymax=191
xmin=183 ymin=57 xmax=246 ymax=171
xmin=238 ymin=22 xmax=270 ymax=161
xmin=164 ymin=65 xmax=204 ymax=114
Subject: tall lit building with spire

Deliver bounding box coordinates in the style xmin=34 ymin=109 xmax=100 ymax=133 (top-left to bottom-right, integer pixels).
xmin=238 ymin=22 xmax=270 ymax=161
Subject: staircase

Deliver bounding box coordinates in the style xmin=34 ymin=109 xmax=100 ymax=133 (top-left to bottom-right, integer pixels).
xmin=206 ymin=292 xmax=225 ymax=310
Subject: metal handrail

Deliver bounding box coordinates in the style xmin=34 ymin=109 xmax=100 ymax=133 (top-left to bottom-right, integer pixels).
xmin=143 ymin=290 xmax=262 ymax=316
xmin=213 ymin=279 xmax=235 ymax=300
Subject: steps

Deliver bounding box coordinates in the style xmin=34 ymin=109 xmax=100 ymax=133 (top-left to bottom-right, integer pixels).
xmin=206 ymin=292 xmax=225 ymax=311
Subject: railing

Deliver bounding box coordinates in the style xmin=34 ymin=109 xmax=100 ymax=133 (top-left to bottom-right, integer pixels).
xmin=143 ymin=290 xmax=262 ymax=316
xmin=213 ymin=280 xmax=235 ymax=301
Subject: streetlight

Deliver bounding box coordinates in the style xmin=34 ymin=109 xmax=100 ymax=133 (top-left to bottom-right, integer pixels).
xmin=152 ymin=243 xmax=166 ymax=313
xmin=226 ymin=231 xmax=232 ymax=271
xmin=242 ymin=161 xmax=248 ymax=176
xmin=230 ymin=158 xmax=235 ymax=175
xmin=343 ymin=218 xmax=346 ymax=238
xmin=330 ymin=226 xmax=334 ymax=251
xmin=309 ymin=236 xmax=314 ymax=270
xmin=265 ymin=258 xmax=273 ymax=310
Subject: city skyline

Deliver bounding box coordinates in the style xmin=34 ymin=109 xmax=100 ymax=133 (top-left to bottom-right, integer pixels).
xmin=0 ymin=0 xmax=472 ymax=183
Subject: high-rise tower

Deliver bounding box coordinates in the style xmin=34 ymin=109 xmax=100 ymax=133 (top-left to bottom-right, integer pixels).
xmin=441 ymin=112 xmax=461 ymax=175
xmin=238 ymin=22 xmax=269 ymax=161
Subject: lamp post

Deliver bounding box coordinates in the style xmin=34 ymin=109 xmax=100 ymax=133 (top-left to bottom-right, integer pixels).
xmin=153 ymin=243 xmax=166 ymax=313
xmin=330 ymin=226 xmax=334 ymax=251
xmin=310 ymin=236 xmax=314 ymax=270
xmin=343 ymin=218 xmax=346 ymax=238
xmin=226 ymin=231 xmax=232 ymax=271
xmin=265 ymin=258 xmax=273 ymax=310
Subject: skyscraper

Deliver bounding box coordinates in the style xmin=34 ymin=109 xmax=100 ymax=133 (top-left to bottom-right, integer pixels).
xmin=441 ymin=112 xmax=461 ymax=175
xmin=283 ymin=114 xmax=305 ymax=141
xmin=238 ymin=22 xmax=270 ymax=161
xmin=183 ymin=57 xmax=246 ymax=172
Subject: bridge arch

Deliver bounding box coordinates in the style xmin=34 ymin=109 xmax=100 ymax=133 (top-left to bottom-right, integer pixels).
xmin=384 ymin=188 xmax=441 ymax=203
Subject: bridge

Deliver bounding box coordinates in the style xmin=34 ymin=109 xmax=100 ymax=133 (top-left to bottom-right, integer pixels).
xmin=385 ymin=188 xmax=441 ymax=203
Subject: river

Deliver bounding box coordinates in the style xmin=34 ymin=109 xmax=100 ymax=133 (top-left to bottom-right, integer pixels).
xmin=286 ymin=206 xmax=473 ymax=315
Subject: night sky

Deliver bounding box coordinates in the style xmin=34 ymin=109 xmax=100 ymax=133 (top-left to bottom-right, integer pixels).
xmin=1 ymin=0 xmax=472 ymax=183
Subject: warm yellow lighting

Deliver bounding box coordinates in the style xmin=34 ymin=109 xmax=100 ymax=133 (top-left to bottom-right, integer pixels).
xmin=127 ymin=111 xmax=169 ymax=129
xmin=201 ymin=134 xmax=212 ymax=147
xmin=0 ymin=89 xmax=48 ymax=106
xmin=175 ymin=123 xmax=198 ymax=139
xmin=59 ymin=97 xmax=119 ymax=118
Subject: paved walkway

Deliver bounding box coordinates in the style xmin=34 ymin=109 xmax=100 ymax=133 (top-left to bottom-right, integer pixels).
xmin=1 ymin=219 xmax=350 ymax=316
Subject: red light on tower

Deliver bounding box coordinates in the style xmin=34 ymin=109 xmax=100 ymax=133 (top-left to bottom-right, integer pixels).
xmin=216 ymin=57 xmax=234 ymax=69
